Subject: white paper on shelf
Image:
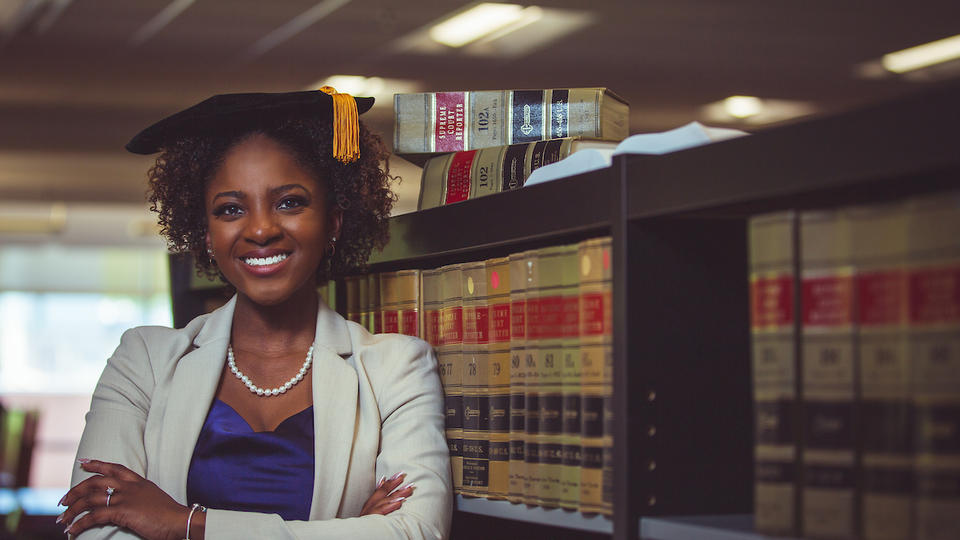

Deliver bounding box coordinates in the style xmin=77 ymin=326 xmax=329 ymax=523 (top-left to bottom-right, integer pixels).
xmin=613 ymin=121 xmax=749 ymax=156
xmin=524 ymin=147 xmax=616 ymax=186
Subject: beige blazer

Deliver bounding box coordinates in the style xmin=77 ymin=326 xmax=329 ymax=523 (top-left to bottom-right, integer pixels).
xmin=71 ymin=295 xmax=452 ymax=539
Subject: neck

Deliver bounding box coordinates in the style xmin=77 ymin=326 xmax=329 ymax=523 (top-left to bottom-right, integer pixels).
xmin=231 ymin=287 xmax=319 ymax=354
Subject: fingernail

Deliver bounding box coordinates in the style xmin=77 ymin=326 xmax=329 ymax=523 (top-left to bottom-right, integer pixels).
xmin=388 ymin=471 xmax=405 ymax=481
xmin=376 ymin=476 xmax=385 ymax=488
xmin=55 ymin=513 xmax=64 ymax=524
xmin=392 ymin=496 xmax=406 ymax=503
xmin=77 ymin=458 xmax=91 ymax=464
xmin=401 ymin=483 xmax=415 ymax=491
xmin=64 ymin=526 xmax=71 ymax=535
xmin=59 ymin=494 xmax=66 ymax=506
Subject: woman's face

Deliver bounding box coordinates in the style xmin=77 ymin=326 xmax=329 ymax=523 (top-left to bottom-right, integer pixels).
xmin=204 ymin=134 xmax=340 ymax=307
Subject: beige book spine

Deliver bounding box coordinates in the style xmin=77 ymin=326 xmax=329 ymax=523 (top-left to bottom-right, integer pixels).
xmin=344 ymin=275 xmax=362 ymax=325
xmin=462 ymin=261 xmax=490 ymax=497
xmin=439 ymin=264 xmax=464 ymax=493
xmin=507 ymin=252 xmax=528 ymax=503
xmin=486 ymin=257 xmax=511 ymax=499
xmin=368 ymin=273 xmax=382 ymax=334
xmin=535 ymin=246 xmax=566 ymax=508
xmin=522 ymin=249 xmax=542 ymax=505
xmin=800 ymin=210 xmax=857 ymax=540
xmin=749 ymin=212 xmax=799 ymax=534
xmin=558 ymin=244 xmax=581 ymax=510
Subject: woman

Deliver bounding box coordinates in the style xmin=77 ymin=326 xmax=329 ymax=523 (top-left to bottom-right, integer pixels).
xmin=57 ymin=88 xmax=452 ymax=539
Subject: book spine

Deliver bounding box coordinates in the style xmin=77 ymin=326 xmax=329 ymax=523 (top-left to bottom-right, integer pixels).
xmin=907 ymin=193 xmax=960 ymax=540
xmin=487 ymin=257 xmax=511 ymax=499
xmin=559 ymin=244 xmax=581 ymax=510
xmin=801 ymin=210 xmax=858 ymax=539
xmin=749 ymin=212 xmax=800 ymax=535
xmin=537 ymin=246 xmax=566 ymax=508
xmin=395 ymin=88 xmax=623 ymax=154
xmin=578 ymin=237 xmax=611 ymax=514
xmin=440 ymin=264 xmax=464 ymax=493
xmin=508 ymin=253 xmax=528 ymax=503
xmin=397 ymin=269 xmax=421 ymax=337
xmin=359 ymin=270 xmax=371 ymax=331
xmin=345 ymin=275 xmax=362 ymax=324
xmin=369 ymin=273 xmax=382 ymax=334
xmin=523 ymin=251 xmax=542 ymax=505
xmin=850 ymin=204 xmax=913 ymax=540
xmin=380 ymin=271 xmax=400 ymax=333
xmin=599 ymin=238 xmax=614 ymax=516
xmin=462 ymin=261 xmax=490 ymax=497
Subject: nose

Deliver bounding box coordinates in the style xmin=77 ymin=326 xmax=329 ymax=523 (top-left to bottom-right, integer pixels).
xmin=244 ymin=208 xmax=283 ymax=246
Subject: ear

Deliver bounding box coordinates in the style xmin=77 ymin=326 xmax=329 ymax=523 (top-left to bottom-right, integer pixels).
xmin=328 ymin=207 xmax=343 ymax=240
xmin=204 ymin=231 xmax=212 ymax=250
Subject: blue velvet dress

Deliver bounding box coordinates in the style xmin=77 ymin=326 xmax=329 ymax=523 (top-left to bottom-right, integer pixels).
xmin=186 ymin=399 xmax=315 ymax=521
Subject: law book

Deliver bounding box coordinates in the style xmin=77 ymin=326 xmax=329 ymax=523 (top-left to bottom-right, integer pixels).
xmin=358 ymin=270 xmax=372 ymax=331
xmin=368 ymin=273 xmax=382 ymax=334
xmin=749 ymin=211 xmax=800 ymax=535
xmin=578 ymin=237 xmax=612 ymax=515
xmin=422 ymin=268 xmax=443 ymax=348
xmin=906 ymin=192 xmax=960 ymax=540
xmin=848 ymin=202 xmax=912 ymax=540
xmin=535 ymin=245 xmax=567 ymax=508
xmin=523 ymin=249 xmax=543 ymax=505
xmin=394 ymin=88 xmax=629 ymax=155
xmin=800 ymin=209 xmax=858 ymax=539
xmin=317 ymin=280 xmax=335 ymax=312
xmin=461 ymin=260 xmax=490 ymax=497
xmin=507 ymin=252 xmax=528 ymax=503
xmin=417 ymin=138 xmax=619 ymax=210
xmin=344 ymin=275 xmax=363 ymax=325
xmin=486 ymin=257 xmax=511 ymax=500
xmin=558 ymin=243 xmax=582 ymax=510
xmin=439 ymin=264 xmax=465 ymax=493
xmin=380 ymin=270 xmax=421 ymax=337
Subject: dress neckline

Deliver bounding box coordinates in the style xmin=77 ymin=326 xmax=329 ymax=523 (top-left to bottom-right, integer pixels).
xmin=213 ymin=398 xmax=312 ymax=434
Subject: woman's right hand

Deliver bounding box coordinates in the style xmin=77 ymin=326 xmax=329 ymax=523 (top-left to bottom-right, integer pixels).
xmin=360 ymin=472 xmax=414 ymax=516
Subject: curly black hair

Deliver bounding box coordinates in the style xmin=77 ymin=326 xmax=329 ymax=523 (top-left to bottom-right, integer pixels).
xmin=147 ymin=115 xmax=396 ymax=283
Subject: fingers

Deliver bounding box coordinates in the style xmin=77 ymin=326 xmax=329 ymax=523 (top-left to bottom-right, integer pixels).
xmin=60 ymin=474 xmax=111 ymax=509
xmin=58 ymin=487 xmax=114 ymax=530
xmin=77 ymin=459 xmax=141 ymax=482
xmin=360 ymin=472 xmax=416 ymax=516
xmin=64 ymin=506 xmax=114 ymax=537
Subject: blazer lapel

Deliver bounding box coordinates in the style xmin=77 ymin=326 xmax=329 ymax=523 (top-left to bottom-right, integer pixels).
xmin=156 ymin=296 xmax=235 ymax=502
xmin=309 ymin=301 xmax=358 ymax=519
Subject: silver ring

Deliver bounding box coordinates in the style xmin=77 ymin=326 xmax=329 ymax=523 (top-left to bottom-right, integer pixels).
xmin=105 ymin=487 xmax=115 ymax=507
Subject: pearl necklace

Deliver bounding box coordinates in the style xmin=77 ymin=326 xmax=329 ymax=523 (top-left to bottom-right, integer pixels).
xmin=227 ymin=343 xmax=314 ymax=397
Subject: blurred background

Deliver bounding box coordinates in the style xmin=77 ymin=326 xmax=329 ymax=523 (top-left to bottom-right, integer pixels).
xmin=0 ymin=0 xmax=958 ymax=533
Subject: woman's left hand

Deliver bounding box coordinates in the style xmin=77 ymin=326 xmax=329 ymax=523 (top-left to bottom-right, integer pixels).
xmin=59 ymin=459 xmax=189 ymax=540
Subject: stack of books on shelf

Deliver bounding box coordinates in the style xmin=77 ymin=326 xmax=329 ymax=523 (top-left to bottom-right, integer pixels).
xmin=343 ymin=271 xmax=420 ymax=337
xmin=749 ymin=191 xmax=960 ymax=540
xmin=392 ymin=88 xmax=629 ymax=210
xmin=346 ymin=237 xmax=614 ymax=515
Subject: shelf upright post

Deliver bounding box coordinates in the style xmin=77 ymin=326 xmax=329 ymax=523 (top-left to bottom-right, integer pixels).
xmin=611 ymin=154 xmax=639 ymax=540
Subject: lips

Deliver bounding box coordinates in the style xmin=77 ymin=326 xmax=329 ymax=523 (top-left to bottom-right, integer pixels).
xmin=242 ymin=253 xmax=288 ymax=266
xmin=238 ymin=250 xmax=291 ymax=275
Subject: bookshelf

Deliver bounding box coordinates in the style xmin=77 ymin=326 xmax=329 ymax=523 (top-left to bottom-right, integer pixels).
xmin=169 ymin=80 xmax=960 ymax=539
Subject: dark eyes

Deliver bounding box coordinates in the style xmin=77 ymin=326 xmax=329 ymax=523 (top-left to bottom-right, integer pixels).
xmin=212 ymin=203 xmax=243 ymax=217
xmin=277 ymin=196 xmax=308 ymax=211
xmin=212 ymin=196 xmax=308 ymax=218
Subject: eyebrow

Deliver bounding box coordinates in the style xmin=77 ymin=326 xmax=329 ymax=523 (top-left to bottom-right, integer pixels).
xmin=212 ymin=190 xmax=245 ymax=202
xmin=269 ymin=183 xmax=310 ymax=196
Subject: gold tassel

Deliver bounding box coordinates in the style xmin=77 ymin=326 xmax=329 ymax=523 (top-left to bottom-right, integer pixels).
xmin=319 ymin=86 xmax=360 ymax=163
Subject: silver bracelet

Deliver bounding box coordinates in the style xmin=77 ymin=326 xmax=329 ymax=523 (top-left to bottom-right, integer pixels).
xmin=184 ymin=503 xmax=206 ymax=540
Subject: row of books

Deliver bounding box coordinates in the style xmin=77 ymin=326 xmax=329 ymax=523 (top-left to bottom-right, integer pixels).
xmin=749 ymin=192 xmax=960 ymax=540
xmin=392 ymin=88 xmax=630 ymax=210
xmin=345 ymin=237 xmax=614 ymax=514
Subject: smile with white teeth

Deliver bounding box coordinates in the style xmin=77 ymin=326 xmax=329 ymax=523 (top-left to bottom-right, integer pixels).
xmin=242 ymin=253 xmax=289 ymax=266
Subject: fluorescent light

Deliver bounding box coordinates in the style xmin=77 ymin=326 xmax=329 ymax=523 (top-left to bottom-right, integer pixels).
xmin=723 ymin=96 xmax=763 ymax=119
xmin=882 ymin=34 xmax=960 ymax=74
xmin=129 ymin=0 xmax=195 ymax=46
xmin=429 ymin=3 xmax=532 ymax=48
xmin=318 ymin=75 xmax=385 ymax=97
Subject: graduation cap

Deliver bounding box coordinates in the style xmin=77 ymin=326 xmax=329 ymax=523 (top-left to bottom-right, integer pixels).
xmin=126 ymin=86 xmax=375 ymax=163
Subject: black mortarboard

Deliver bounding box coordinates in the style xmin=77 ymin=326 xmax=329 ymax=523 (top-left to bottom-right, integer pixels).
xmin=126 ymin=87 xmax=375 ymax=163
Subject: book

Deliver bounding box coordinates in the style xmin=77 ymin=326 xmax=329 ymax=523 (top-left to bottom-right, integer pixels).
xmin=422 ymin=268 xmax=443 ymax=349
xmin=439 ymin=264 xmax=465 ymax=493
xmin=486 ymin=257 xmax=511 ymax=499
xmin=578 ymin=237 xmax=612 ymax=515
xmin=558 ymin=243 xmax=582 ymax=510
xmin=368 ymin=273 xmax=382 ymax=334
xmin=380 ymin=270 xmax=420 ymax=337
xmin=461 ymin=260 xmax=490 ymax=497
xmin=907 ymin=192 xmax=960 ymax=540
xmin=535 ymin=246 xmax=567 ymax=507
xmin=507 ymin=252 xmax=528 ymax=503
xmin=749 ymin=211 xmax=800 ymax=535
xmin=394 ymin=88 xmax=629 ymax=155
xmin=849 ymin=203 xmax=912 ymax=540
xmin=344 ymin=275 xmax=363 ymax=325
xmin=523 ymin=249 xmax=543 ymax=504
xmin=417 ymin=138 xmax=618 ymax=210
xmin=800 ymin=209 xmax=858 ymax=539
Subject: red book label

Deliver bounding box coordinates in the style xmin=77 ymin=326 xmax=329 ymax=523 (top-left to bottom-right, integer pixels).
xmin=373 ymin=311 xmax=382 ymax=334
xmin=465 ymin=306 xmax=489 ymax=344
xmin=802 ymin=274 xmax=854 ymax=326
xmin=491 ymin=302 xmax=511 ymax=343
xmin=435 ymin=92 xmax=466 ymax=152
xmin=539 ymin=295 xmax=564 ymax=340
xmin=857 ymin=270 xmax=906 ymax=326
xmin=581 ymin=292 xmax=605 ymax=336
xmin=383 ymin=310 xmax=399 ymax=334
xmin=910 ymin=266 xmax=960 ymax=324
xmin=444 ymin=150 xmax=476 ymax=205
xmin=401 ymin=309 xmax=419 ymax=337
xmin=511 ymin=300 xmax=526 ymax=339
xmin=441 ymin=306 xmax=464 ymax=345
xmin=751 ymin=275 xmax=794 ymax=328
xmin=562 ymin=295 xmax=579 ymax=338
xmin=425 ymin=310 xmax=441 ymax=346
xmin=526 ymin=298 xmax=541 ymax=341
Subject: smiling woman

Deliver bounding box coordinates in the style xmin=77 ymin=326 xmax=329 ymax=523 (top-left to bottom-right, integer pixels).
xmin=60 ymin=89 xmax=452 ymax=540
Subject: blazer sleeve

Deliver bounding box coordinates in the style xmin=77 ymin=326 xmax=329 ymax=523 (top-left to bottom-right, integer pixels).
xmin=71 ymin=327 xmax=156 ymax=540
xmin=204 ymin=337 xmax=453 ymax=540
